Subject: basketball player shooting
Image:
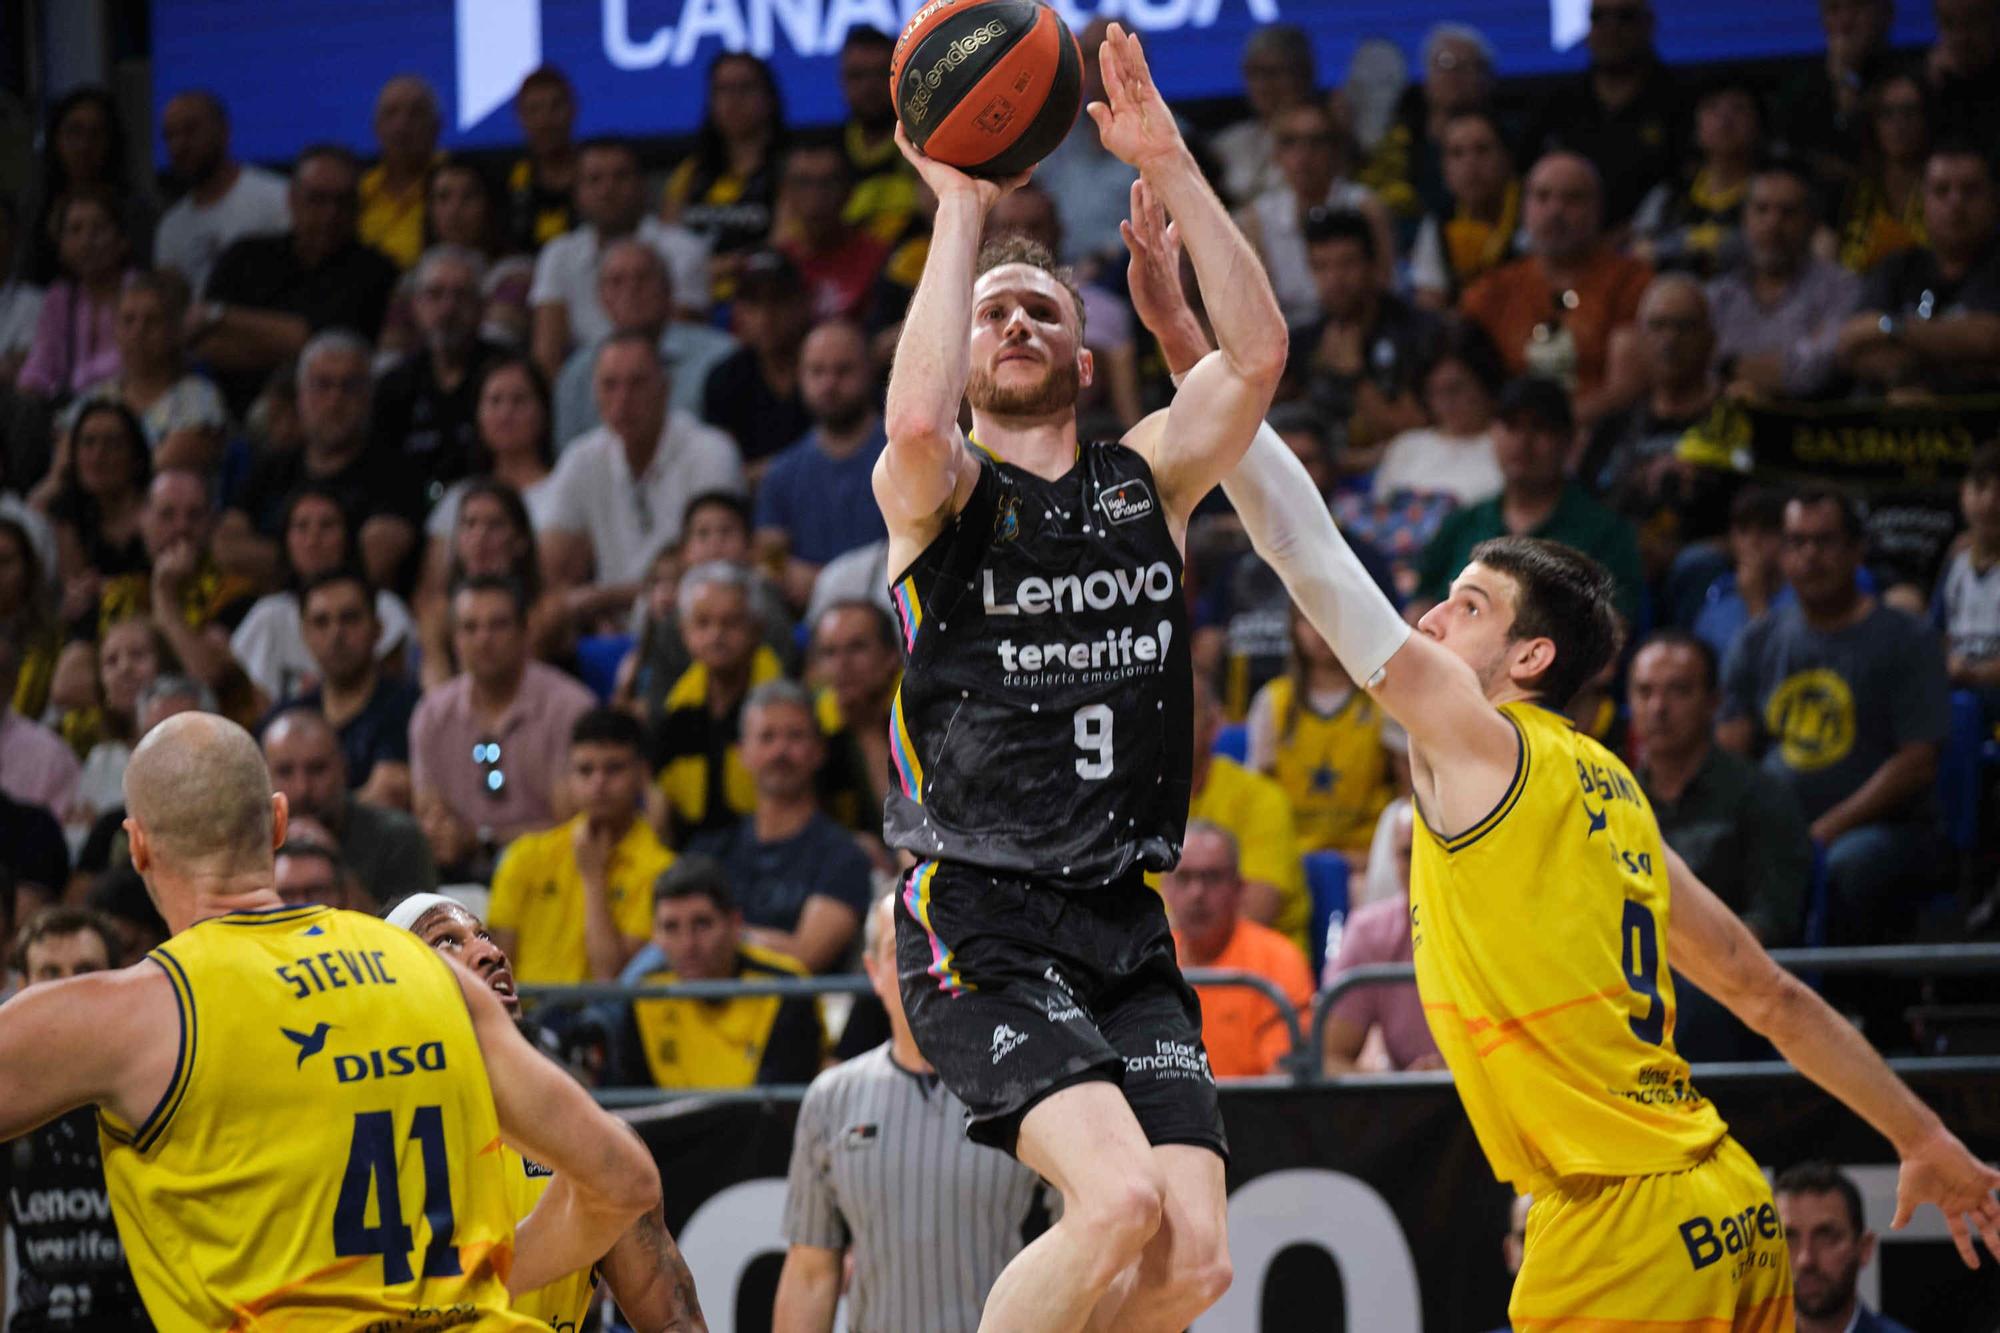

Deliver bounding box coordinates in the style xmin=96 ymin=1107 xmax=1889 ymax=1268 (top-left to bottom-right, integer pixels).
xmin=1119 ymin=193 xmax=2000 ymax=1330
xmin=878 ymin=22 xmax=1284 ymax=1333
xmin=0 ymin=714 xmax=661 ymax=1328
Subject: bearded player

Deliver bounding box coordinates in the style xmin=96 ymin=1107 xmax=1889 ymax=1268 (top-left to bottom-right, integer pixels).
xmin=386 ymin=891 xmax=707 ymax=1332
xmin=879 ymin=23 xmax=1285 ymax=1333
xmin=1117 ymin=177 xmax=2000 ymax=1330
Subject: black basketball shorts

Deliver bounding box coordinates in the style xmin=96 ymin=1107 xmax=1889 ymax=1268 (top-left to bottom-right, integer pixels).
xmin=894 ymin=858 xmax=1228 ymax=1160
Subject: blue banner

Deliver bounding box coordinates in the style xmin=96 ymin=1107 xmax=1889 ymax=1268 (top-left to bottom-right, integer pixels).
xmin=151 ymin=0 xmax=1939 ymax=166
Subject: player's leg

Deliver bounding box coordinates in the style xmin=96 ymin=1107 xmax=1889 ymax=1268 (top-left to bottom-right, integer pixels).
xmin=892 ymin=865 xmax=1167 ymax=1333
xmin=978 ymin=1079 xmax=1169 ymax=1333
xmin=1085 ymin=1143 xmax=1230 ymax=1333
xmin=1083 ymin=881 xmax=1234 ymax=1331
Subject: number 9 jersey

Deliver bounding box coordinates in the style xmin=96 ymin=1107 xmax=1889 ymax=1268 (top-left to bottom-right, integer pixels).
xmin=884 ymin=441 xmax=1194 ymax=887
xmin=98 ymin=905 xmax=540 ymax=1331
xmin=1409 ymin=702 xmax=1730 ymax=1196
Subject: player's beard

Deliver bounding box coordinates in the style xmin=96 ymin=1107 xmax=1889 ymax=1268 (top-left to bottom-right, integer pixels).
xmin=967 ymin=356 xmax=1080 ymax=418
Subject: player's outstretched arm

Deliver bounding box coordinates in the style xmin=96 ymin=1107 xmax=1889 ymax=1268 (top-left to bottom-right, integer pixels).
xmin=0 ymin=965 xmax=176 ymax=1140
xmin=599 ymin=1204 xmax=708 ymax=1333
xmin=1123 ymin=198 xmax=1516 ymax=827
xmin=448 ymin=959 xmax=661 ymax=1293
xmin=771 ymin=1244 xmax=843 ymax=1333
xmin=876 ymin=129 xmax=1023 ymax=539
xmin=1664 ymin=847 xmax=2000 ymax=1267
xmin=1095 ymin=25 xmax=1285 ymax=520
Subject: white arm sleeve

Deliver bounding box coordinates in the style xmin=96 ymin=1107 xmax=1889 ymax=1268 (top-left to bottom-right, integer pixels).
xmin=1220 ymin=423 xmax=1412 ymax=687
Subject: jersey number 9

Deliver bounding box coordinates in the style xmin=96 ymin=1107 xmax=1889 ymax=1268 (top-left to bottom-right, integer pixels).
xmin=1620 ymin=901 xmax=1666 ymax=1047
xmin=333 ymin=1106 xmax=462 ymax=1284
xmin=1074 ymin=704 xmax=1115 ymax=779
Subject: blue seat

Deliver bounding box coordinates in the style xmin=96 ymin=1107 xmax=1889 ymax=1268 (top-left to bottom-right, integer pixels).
xmin=1212 ymin=723 xmax=1248 ymax=764
xmin=1941 ymin=690 xmax=1989 ymax=853
xmin=575 ymin=633 xmax=634 ymax=702
xmin=1801 ymin=842 xmax=1830 ymax=950
xmin=1303 ymin=850 xmax=1351 ymax=980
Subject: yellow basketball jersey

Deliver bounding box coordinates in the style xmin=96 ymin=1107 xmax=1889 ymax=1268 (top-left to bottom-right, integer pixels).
xmin=99 ymin=904 xmax=540 ymax=1331
xmin=500 ymin=1146 xmax=598 ymax=1331
xmin=1410 ymin=703 xmax=1728 ymax=1193
xmin=1262 ymin=678 xmax=1396 ymax=855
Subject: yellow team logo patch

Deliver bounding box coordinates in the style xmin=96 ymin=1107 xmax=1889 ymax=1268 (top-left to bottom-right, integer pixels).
xmin=1765 ymin=668 xmax=1856 ymax=771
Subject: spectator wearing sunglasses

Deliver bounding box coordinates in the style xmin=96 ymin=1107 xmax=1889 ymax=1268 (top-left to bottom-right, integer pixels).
xmin=409 ymin=574 xmax=594 ymax=880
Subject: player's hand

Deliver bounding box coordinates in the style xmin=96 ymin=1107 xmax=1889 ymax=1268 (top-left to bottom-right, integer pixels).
xmin=1088 ymin=24 xmax=1184 ymax=171
xmin=1122 ymin=178 xmax=1189 ymax=335
xmin=893 ymin=124 xmax=1030 ymax=212
xmin=1892 ymin=1125 xmax=2000 ymax=1268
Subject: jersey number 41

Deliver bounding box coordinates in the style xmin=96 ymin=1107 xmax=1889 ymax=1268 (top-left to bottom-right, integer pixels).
xmin=333 ymin=1106 xmax=462 ymax=1283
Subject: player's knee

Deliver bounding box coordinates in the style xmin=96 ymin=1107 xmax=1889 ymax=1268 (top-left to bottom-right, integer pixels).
xmin=1170 ymin=1219 xmax=1233 ymax=1311
xmin=1077 ymin=1175 xmax=1166 ymax=1262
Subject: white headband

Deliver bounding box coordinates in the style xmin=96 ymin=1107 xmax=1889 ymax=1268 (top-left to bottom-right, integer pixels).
xmin=384 ymin=892 xmax=463 ymax=933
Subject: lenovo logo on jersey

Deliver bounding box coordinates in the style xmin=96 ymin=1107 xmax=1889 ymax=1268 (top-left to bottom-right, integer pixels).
xmin=982 ymin=562 xmax=1176 ymax=616
xmin=333 ymin=1042 xmax=448 ymax=1083
xmin=1097 ymin=479 xmax=1155 ymax=525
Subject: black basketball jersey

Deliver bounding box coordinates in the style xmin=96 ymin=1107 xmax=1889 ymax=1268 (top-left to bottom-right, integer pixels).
xmin=884 ymin=440 xmax=1193 ymax=886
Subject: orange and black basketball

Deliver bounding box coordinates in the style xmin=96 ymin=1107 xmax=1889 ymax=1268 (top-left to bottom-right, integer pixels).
xmin=892 ymin=0 xmax=1083 ymax=178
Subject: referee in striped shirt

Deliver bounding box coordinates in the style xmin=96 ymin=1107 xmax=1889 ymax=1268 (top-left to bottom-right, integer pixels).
xmin=774 ymin=893 xmax=1050 ymax=1332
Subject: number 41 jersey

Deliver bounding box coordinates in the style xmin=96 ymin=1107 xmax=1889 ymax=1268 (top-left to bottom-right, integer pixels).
xmin=885 ymin=441 xmax=1193 ymax=887
xmin=98 ymin=905 xmax=539 ymax=1331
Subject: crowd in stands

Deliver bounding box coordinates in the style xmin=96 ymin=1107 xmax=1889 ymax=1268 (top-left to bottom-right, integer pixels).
xmin=3 ymin=0 xmax=1999 ymax=1094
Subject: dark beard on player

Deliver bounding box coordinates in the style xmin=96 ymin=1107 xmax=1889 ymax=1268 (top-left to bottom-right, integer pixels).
xmin=967 ymin=356 xmax=1081 ymax=418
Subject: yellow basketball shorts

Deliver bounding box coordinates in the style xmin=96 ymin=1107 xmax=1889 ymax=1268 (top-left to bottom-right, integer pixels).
xmin=1509 ymin=1136 xmax=1795 ymax=1332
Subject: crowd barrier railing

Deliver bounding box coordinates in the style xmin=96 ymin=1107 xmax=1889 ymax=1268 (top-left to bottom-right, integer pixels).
xmin=517 ymin=944 xmax=2000 ymax=1103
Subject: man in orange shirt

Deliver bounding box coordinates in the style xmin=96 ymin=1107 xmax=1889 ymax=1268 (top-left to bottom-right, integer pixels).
xmin=1162 ymin=819 xmax=1315 ymax=1077
xmin=1459 ymin=151 xmax=1651 ymax=426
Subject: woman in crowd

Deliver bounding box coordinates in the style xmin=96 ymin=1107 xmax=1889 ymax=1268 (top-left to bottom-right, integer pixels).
xmin=382 ymin=163 xmax=535 ymax=357
xmin=1237 ymin=99 xmax=1397 ymax=323
xmin=18 ymin=87 xmax=153 ymax=286
xmin=1407 ymin=108 xmax=1521 ymax=309
xmin=230 ymin=485 xmax=416 ymax=703
xmin=1631 ymin=78 xmax=1764 ymax=277
xmin=429 ymin=161 xmax=535 ymax=345
xmin=1360 ymin=24 xmax=1499 ymax=239
xmin=1335 ymin=327 xmax=1504 ymax=596
xmin=0 ymin=516 xmax=61 ymax=720
xmin=31 ymin=399 xmax=151 ymax=628
xmin=66 ymin=616 xmax=177 ymax=832
xmin=63 ymin=271 xmax=225 ymax=470
xmin=426 ymin=356 xmax=556 ymax=545
xmin=662 ymin=52 xmax=788 ymax=294
xmin=414 ymin=479 xmax=563 ymax=689
xmin=1210 ymin=24 xmax=1320 ymax=206
xmin=1245 ymin=604 xmax=1405 ymax=870
xmin=16 ymin=192 xmax=132 ymax=403
xmin=1832 ymin=70 xmax=1930 ymax=272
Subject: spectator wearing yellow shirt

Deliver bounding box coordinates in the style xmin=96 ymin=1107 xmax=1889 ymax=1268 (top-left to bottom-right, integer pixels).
xmin=359 ymin=75 xmax=440 ymax=270
xmin=611 ymin=854 xmax=826 ymax=1089
xmin=488 ymin=707 xmax=670 ymax=983
xmin=1246 ymin=606 xmax=1405 ymax=867
xmin=652 ymin=561 xmax=786 ymax=844
xmin=1176 ymin=679 xmax=1308 ymax=952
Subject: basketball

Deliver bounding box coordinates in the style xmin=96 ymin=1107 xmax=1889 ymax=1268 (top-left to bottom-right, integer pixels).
xmin=892 ymin=0 xmax=1083 ymax=178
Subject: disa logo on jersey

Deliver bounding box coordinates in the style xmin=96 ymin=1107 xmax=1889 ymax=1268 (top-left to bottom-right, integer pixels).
xmin=1097 ymin=479 xmax=1155 ymax=526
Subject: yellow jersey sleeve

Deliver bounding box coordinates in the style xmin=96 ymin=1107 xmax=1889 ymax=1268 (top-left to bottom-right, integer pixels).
xmin=1409 ymin=704 xmax=1727 ymax=1193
